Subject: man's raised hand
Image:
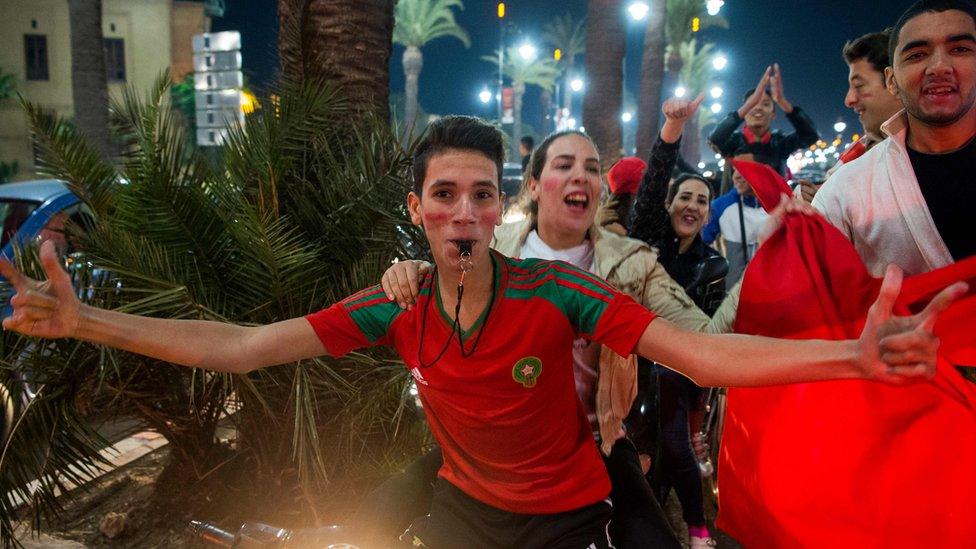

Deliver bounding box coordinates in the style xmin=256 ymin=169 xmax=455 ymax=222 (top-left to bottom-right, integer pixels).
xmin=0 ymin=240 xmax=81 ymax=339
xmin=769 ymin=63 xmax=794 ymax=113
xmin=859 ymin=265 xmax=968 ymax=385
xmin=737 ymin=66 xmax=772 ymax=119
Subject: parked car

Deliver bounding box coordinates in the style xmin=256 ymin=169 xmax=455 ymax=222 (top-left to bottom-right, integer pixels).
xmin=0 ymin=179 xmax=83 ymax=261
xmin=501 ymin=162 xmax=523 ymax=207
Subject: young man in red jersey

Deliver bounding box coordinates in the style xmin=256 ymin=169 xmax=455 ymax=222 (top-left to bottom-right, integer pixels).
xmin=0 ymin=115 xmax=961 ymax=548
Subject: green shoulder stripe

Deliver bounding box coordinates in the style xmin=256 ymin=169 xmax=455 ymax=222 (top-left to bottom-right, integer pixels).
xmin=343 ymin=287 xmax=403 ymax=343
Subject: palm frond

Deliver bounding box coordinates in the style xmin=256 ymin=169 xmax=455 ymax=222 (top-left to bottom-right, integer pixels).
xmin=393 ymin=0 xmax=470 ymax=49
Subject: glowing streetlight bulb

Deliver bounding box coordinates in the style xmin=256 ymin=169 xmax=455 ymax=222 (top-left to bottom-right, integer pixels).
xmin=627 ymin=1 xmax=649 ymax=21
xmin=710 ymin=103 xmax=723 ymax=114
xmin=706 ymin=0 xmax=725 ymax=16
xmin=479 ymin=89 xmax=492 ymax=104
xmin=710 ymin=86 xmax=723 ymax=99
xmin=833 ymin=119 xmax=847 ymax=133
xmin=621 ymin=112 xmax=633 ymax=123
xmin=518 ymin=43 xmax=537 ymax=61
xmin=675 ymin=86 xmax=687 ymax=98
xmin=712 ymin=55 xmax=728 ymax=71
xmin=570 ymin=78 xmax=584 ymax=92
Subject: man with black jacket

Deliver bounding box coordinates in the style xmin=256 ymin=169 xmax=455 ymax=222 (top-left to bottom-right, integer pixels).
xmin=708 ymin=64 xmax=820 ymax=176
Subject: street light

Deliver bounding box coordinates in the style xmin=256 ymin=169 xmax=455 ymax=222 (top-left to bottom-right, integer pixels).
xmin=621 ymin=112 xmax=633 ymax=123
xmin=570 ymin=78 xmax=584 ymax=92
xmin=518 ymin=42 xmax=537 ymax=61
xmin=706 ymin=0 xmax=725 ymax=16
xmin=675 ymin=86 xmax=687 ymax=98
xmin=833 ymin=119 xmax=847 ymax=133
xmin=627 ymin=1 xmax=649 ymax=21
xmin=712 ymin=55 xmax=728 ymax=71
xmin=710 ymin=103 xmax=723 ymax=114
xmin=479 ymin=88 xmax=493 ymax=104
xmin=710 ymin=86 xmax=723 ymax=99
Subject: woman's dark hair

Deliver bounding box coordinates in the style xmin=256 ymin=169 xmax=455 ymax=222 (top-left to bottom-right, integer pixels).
xmin=517 ymin=130 xmax=597 ymax=220
xmin=667 ymin=173 xmax=713 ymax=205
xmin=412 ymin=115 xmax=506 ymax=196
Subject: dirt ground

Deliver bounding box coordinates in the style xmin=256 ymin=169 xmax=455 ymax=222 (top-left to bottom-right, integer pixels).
xmin=20 ymin=447 xmax=743 ymax=548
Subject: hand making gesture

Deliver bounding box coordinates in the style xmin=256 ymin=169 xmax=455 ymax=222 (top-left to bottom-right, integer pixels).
xmin=0 ymin=240 xmax=81 ymax=339
xmin=660 ymin=92 xmax=705 ymax=143
xmin=737 ymin=66 xmax=773 ymax=119
xmin=768 ymin=63 xmax=794 ymax=113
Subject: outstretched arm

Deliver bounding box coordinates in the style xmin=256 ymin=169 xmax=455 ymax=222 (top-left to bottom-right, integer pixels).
xmin=1 ymin=241 xmax=326 ymax=373
xmin=635 ymin=265 xmax=966 ymax=387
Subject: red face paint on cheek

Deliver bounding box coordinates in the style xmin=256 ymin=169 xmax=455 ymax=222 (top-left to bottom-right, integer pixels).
xmin=541 ymin=176 xmax=562 ymax=194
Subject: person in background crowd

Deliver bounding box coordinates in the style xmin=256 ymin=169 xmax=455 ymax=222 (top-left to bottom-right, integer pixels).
xmin=519 ymin=135 xmax=535 ymax=173
xmin=799 ymin=29 xmax=905 ymax=202
xmin=603 ymin=156 xmax=647 ymax=235
xmin=702 ymin=152 xmax=769 ymax=289
xmin=629 ymin=93 xmax=728 ymax=549
xmin=814 ymin=0 xmax=976 ymax=275
xmin=708 ymin=65 xmax=820 ymax=176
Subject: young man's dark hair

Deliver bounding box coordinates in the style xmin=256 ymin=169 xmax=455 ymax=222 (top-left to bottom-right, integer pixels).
xmin=520 ymin=135 xmax=535 ymax=150
xmin=742 ymin=87 xmax=769 ymax=101
xmin=411 ymin=115 xmax=506 ymax=195
xmin=844 ymin=29 xmax=892 ymax=76
xmin=889 ymin=0 xmax=976 ymax=64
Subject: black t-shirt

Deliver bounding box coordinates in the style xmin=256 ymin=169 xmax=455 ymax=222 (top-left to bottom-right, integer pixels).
xmin=907 ymin=135 xmax=976 ymax=261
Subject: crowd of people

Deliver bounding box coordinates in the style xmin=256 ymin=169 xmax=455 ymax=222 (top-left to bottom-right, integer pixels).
xmin=1 ymin=0 xmax=973 ymax=547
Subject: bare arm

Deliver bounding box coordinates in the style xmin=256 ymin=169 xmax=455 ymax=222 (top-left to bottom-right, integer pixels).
xmin=74 ymin=309 xmax=324 ymax=373
xmin=635 ymin=265 xmax=965 ymax=387
xmin=1 ymin=241 xmax=326 ymax=374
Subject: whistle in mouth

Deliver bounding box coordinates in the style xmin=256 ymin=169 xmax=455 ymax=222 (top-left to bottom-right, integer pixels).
xmin=457 ymin=241 xmax=474 ymax=273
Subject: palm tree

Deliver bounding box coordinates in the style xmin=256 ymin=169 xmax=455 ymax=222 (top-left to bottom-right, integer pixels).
xmin=393 ymin=0 xmax=470 ymax=135
xmin=674 ymin=39 xmax=719 ymax=163
xmin=483 ymin=47 xmax=560 ymax=160
xmin=664 ymin=0 xmax=728 ymax=74
xmin=635 ymin=0 xmax=666 ymax=159
xmin=543 ymin=13 xmax=586 ymax=124
xmin=278 ymin=0 xmax=396 ymax=121
xmin=582 ymin=0 xmax=626 ymax=171
xmin=67 ymin=0 xmax=112 ymax=159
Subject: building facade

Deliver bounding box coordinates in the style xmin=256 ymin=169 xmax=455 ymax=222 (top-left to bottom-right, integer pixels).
xmin=0 ymin=0 xmax=211 ymax=179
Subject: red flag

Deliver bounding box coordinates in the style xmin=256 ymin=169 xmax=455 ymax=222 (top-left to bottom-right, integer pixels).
xmin=717 ymin=161 xmax=976 ymax=548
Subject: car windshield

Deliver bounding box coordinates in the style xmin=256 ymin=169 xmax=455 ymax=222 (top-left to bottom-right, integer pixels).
xmin=0 ymin=199 xmax=40 ymax=248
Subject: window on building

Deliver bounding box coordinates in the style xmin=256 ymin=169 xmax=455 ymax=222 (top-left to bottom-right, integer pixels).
xmin=24 ymin=34 xmax=49 ymax=81
xmin=103 ymin=38 xmax=126 ymax=82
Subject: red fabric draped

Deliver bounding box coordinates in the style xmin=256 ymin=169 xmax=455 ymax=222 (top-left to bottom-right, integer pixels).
xmin=716 ymin=161 xmax=976 ymax=548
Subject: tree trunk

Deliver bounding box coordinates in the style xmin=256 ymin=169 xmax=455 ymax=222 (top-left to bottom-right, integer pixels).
xmin=583 ymin=0 xmax=625 ymax=171
xmin=512 ymin=79 xmax=525 ymax=161
xmin=540 ymin=88 xmax=551 ymax=135
xmin=402 ymin=45 xmax=422 ymax=134
xmin=680 ymin=116 xmax=700 ymax=166
xmin=278 ymin=0 xmax=395 ymax=121
xmin=635 ymin=0 xmax=666 ymax=160
xmin=68 ymin=0 xmax=112 ymax=160
xmin=562 ymin=58 xmax=574 ymax=115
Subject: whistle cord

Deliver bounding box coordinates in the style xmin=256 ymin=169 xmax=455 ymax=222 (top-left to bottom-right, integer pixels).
xmin=416 ymin=262 xmax=496 ymax=369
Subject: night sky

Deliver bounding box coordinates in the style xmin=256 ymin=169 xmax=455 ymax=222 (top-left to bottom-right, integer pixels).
xmin=215 ymin=0 xmax=920 ymax=137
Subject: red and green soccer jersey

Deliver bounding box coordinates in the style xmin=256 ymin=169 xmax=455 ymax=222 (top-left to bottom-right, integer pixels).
xmin=305 ymin=250 xmax=657 ymax=514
